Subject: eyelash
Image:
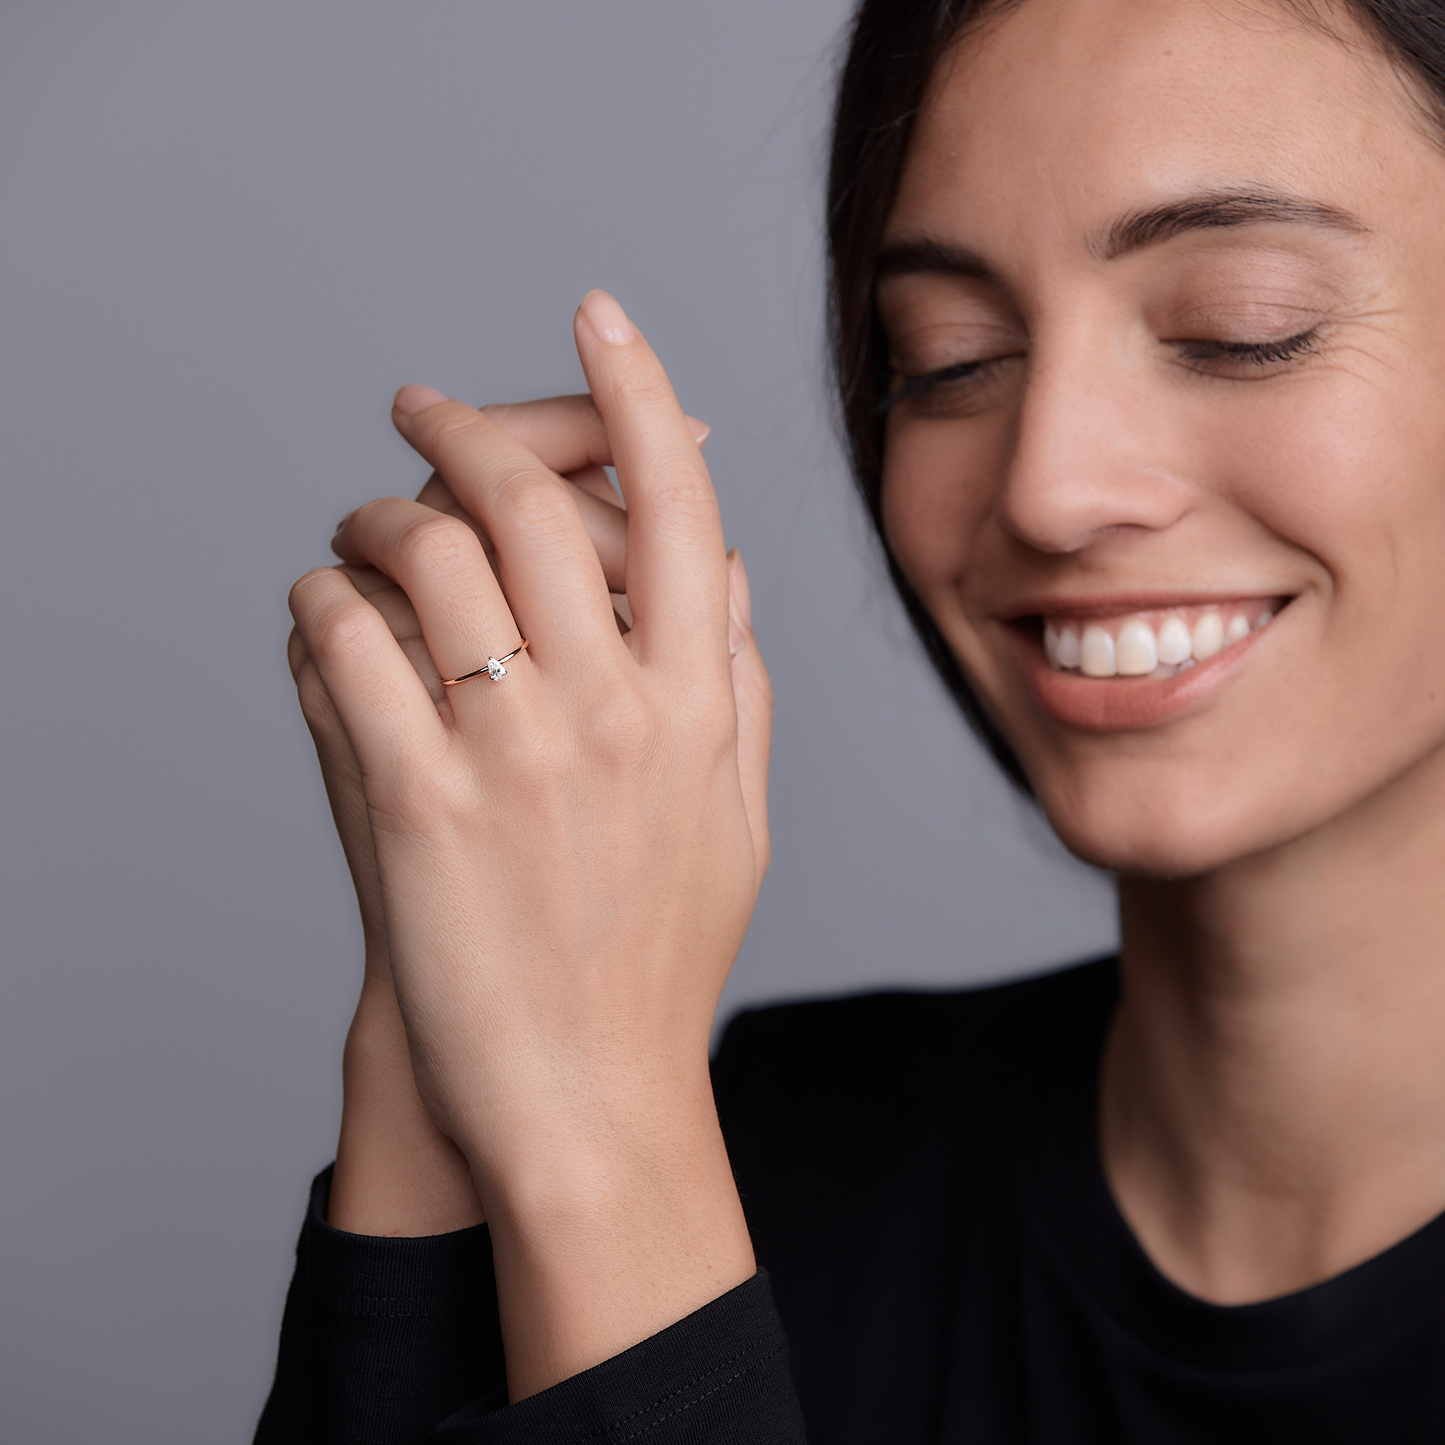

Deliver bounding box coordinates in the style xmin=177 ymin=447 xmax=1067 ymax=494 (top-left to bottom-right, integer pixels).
xmin=879 ymin=326 xmax=1323 ymax=416
xmin=1174 ymin=327 xmax=1322 ymax=369
xmin=877 ymin=358 xmax=1008 ymax=416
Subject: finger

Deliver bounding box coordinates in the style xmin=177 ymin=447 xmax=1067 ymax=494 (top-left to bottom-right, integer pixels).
xmin=567 ymin=464 xmax=621 ymax=506
xmin=287 ymin=623 xmax=311 ymax=683
xmin=566 ymin=467 xmax=634 ymax=622
xmin=416 ymin=472 xmax=630 ymax=595
xmin=415 ymin=388 xmax=716 ymax=551
xmin=344 ymin=397 xmax=710 ymax=618
xmin=413 ymin=392 xmax=711 ymax=581
xmin=728 ymin=550 xmax=772 ymax=889
xmin=341 ymin=567 xmax=452 ymax=708
xmin=479 ymin=393 xmax=708 ymax=477
xmin=573 ymin=291 xmax=728 ymax=676
xmin=562 ymin=485 xmax=627 ymax=591
xmin=292 ymin=649 xmax=391 ymax=950
xmin=330 ymin=497 xmax=527 ymax=712
xmin=307 ymin=562 xmax=457 ymax=711
xmin=288 ymin=566 xmax=446 ymax=777
xmin=480 ymin=394 xmax=612 ymax=475
xmin=389 ymin=392 xmax=624 ymax=664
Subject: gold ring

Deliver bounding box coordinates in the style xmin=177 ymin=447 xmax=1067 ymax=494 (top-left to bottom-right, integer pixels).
xmin=441 ymin=639 xmax=529 ymax=685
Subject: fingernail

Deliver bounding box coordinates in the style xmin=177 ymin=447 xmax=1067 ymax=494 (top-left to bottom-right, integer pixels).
xmin=334 ymin=510 xmax=354 ymax=534
xmin=686 ymin=416 xmax=712 ymax=445
xmin=579 ymin=290 xmax=636 ymax=346
xmin=393 ymin=383 xmax=448 ymax=417
xmin=728 ymin=549 xmax=745 ymax=656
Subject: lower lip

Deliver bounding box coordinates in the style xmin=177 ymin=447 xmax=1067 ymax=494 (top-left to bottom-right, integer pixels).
xmin=1008 ymin=616 xmax=1276 ymax=732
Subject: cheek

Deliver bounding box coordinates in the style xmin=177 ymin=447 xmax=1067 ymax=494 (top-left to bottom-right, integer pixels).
xmin=880 ymin=422 xmax=998 ymax=594
xmin=1219 ymin=358 xmax=1445 ymax=638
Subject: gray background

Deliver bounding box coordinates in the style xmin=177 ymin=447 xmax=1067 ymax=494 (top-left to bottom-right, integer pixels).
xmin=0 ymin=4 xmax=1116 ymax=1438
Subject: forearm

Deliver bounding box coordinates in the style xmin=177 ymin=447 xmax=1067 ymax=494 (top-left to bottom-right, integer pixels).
xmin=329 ymin=965 xmax=485 ymax=1237
xmin=449 ymin=1054 xmax=754 ymax=1401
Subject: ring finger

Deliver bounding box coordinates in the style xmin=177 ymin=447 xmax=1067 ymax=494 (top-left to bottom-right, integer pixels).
xmin=331 ymin=496 xmax=528 ymax=719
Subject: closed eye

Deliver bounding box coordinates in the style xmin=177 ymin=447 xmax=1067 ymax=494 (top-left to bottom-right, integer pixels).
xmin=1174 ymin=327 xmax=1322 ymax=372
xmin=879 ymin=325 xmax=1323 ymax=416
xmin=878 ymin=357 xmax=1013 ymax=416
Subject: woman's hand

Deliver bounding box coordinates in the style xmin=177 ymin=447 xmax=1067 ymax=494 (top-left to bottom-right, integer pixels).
xmin=288 ymin=292 xmax=771 ymax=1395
xmin=287 ymin=396 xmax=727 ymax=1238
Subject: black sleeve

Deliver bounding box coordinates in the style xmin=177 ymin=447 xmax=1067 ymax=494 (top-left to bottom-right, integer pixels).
xmin=255 ymin=1168 xmax=808 ymax=1445
xmin=253 ymin=1167 xmax=507 ymax=1444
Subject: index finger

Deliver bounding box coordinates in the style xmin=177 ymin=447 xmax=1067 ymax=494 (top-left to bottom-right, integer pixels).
xmin=415 ymin=394 xmax=708 ymax=510
xmin=413 ymin=396 xmax=705 ymax=597
xmin=573 ymin=291 xmax=728 ymax=677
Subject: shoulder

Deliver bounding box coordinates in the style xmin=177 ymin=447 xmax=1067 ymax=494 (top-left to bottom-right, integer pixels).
xmin=712 ymin=954 xmax=1117 ymax=1128
xmin=713 ymin=957 xmax=1118 ymax=1269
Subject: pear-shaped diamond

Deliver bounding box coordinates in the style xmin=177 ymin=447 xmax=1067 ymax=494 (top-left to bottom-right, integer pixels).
xmin=487 ymin=657 xmax=507 ymax=680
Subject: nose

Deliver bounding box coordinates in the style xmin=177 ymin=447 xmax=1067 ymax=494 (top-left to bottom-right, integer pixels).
xmin=995 ymin=330 xmax=1193 ymax=554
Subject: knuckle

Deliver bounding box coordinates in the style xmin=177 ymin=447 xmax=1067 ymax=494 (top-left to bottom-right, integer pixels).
xmin=348 ymin=496 xmax=405 ymax=534
xmin=374 ymin=758 xmax=448 ymax=829
xmin=648 ymin=464 xmax=717 ymax=524
xmin=612 ymin=366 xmax=674 ymax=409
xmin=685 ymin=683 xmax=739 ymax=757
xmin=396 ymin=513 xmax=477 ymax=571
xmin=426 ymin=405 xmax=485 ymax=450
xmin=706 ymin=713 xmax=740 ymax=768
xmin=313 ymin=602 xmax=374 ymax=659
xmin=288 ymin=565 xmax=334 ymax=606
xmin=350 ymin=496 xmax=390 ymax=524
xmin=586 ymin=688 xmax=656 ymax=766
xmin=494 ymin=469 xmax=574 ymax=533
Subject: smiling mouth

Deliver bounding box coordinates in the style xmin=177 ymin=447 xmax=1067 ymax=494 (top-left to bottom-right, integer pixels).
xmin=1032 ymin=597 xmax=1288 ymax=679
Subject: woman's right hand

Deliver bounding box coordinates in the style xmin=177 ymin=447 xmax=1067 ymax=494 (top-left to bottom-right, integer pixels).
xmin=287 ymin=393 xmax=731 ymax=1237
xmin=289 ymin=393 xmax=703 ymax=968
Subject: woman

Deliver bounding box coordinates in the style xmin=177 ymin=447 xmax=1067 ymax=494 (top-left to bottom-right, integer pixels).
xmin=258 ymin=0 xmax=1445 ymax=1439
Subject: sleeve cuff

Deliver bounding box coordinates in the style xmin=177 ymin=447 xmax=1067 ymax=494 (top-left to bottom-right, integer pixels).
xmin=300 ymin=1166 xmax=499 ymax=1321
xmin=433 ymin=1270 xmax=806 ymax=1444
xmin=258 ymin=1170 xmax=805 ymax=1445
xmin=254 ymin=1165 xmax=507 ymax=1444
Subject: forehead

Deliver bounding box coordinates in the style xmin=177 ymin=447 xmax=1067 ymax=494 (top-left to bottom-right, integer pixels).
xmin=887 ymin=0 xmax=1426 ymax=248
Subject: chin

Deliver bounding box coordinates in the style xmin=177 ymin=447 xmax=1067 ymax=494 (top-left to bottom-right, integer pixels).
xmin=1023 ymin=756 xmax=1298 ymax=881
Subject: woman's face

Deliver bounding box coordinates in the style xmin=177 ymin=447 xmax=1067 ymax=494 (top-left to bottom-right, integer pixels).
xmin=877 ymin=0 xmax=1445 ymax=876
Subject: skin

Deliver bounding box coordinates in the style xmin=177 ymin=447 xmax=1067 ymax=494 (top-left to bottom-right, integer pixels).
xmin=289 ymin=397 xmax=721 ymax=1241
xmin=878 ymin=0 xmax=1445 ymax=1301
xmin=288 ymin=300 xmax=771 ymax=1397
xmin=285 ymin=0 xmax=1445 ymax=1401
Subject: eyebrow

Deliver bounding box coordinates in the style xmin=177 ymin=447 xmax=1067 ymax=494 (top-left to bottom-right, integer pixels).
xmin=1096 ymin=188 xmax=1368 ymax=260
xmin=874 ymin=188 xmax=1369 ymax=281
xmin=874 ymin=238 xmax=996 ymax=282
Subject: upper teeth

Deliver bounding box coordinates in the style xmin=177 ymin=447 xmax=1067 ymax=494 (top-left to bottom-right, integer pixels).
xmin=1043 ymin=605 xmax=1275 ymax=678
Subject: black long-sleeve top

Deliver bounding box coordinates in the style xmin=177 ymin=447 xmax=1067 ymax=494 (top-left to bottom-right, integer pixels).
xmin=256 ymin=957 xmax=1445 ymax=1442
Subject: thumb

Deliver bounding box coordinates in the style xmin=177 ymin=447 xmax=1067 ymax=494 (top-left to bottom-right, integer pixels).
xmin=728 ymin=549 xmax=772 ymax=888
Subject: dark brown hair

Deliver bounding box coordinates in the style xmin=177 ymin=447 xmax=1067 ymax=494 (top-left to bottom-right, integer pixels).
xmin=825 ymin=0 xmax=1445 ymax=792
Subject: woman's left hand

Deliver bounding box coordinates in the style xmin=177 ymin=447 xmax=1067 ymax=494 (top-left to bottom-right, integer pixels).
xmin=287 ymin=291 xmax=771 ymax=1398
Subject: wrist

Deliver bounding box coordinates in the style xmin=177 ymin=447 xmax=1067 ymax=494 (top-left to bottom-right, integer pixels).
xmin=466 ymin=1094 xmax=754 ymax=1398
xmin=328 ymin=978 xmax=485 ymax=1237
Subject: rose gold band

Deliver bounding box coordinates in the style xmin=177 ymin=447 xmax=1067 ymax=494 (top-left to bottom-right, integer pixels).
xmin=441 ymin=639 xmax=529 ymax=685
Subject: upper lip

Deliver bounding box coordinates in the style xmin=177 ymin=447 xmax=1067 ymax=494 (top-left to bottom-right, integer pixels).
xmin=996 ymin=590 xmax=1295 ymax=622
